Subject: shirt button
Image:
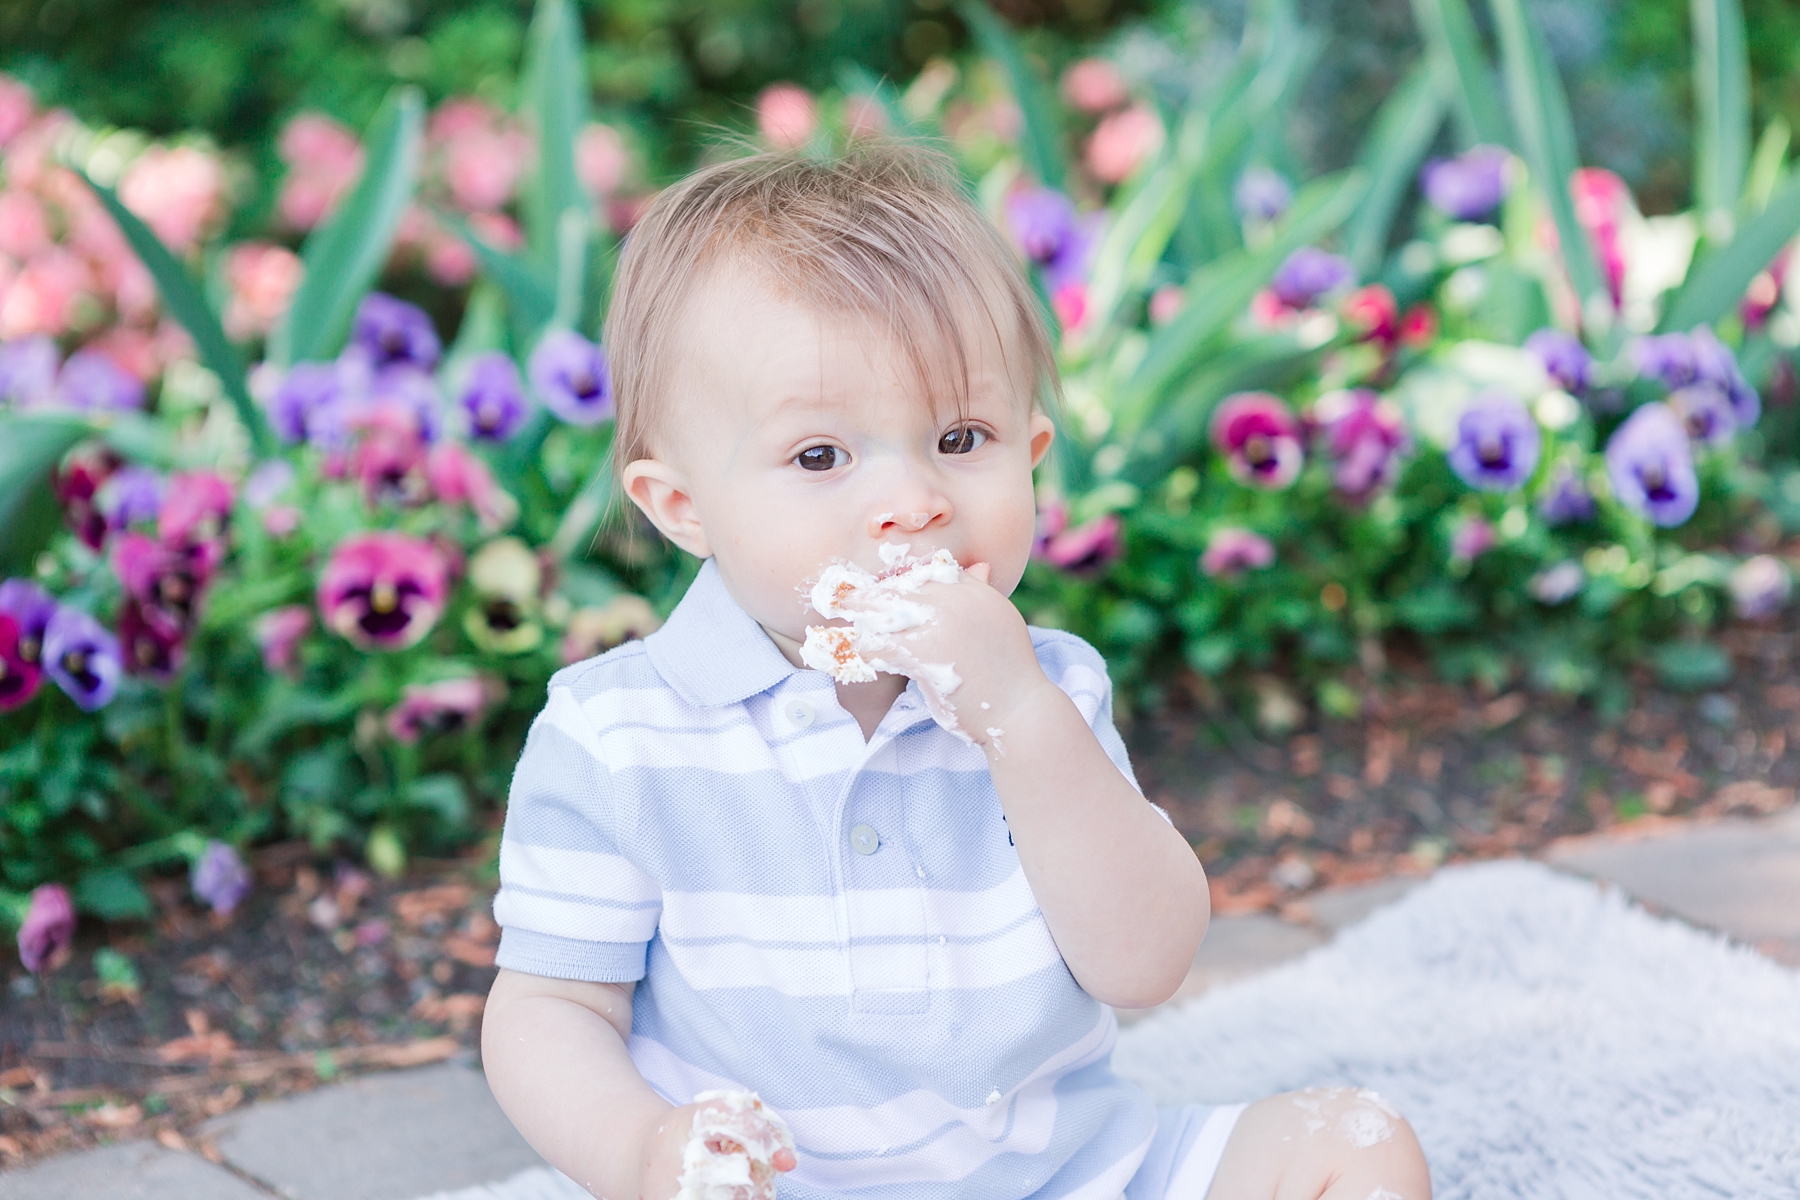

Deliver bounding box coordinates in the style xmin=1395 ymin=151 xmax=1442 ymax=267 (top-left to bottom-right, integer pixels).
xmin=782 ymin=698 xmax=815 ymax=729
xmin=850 ymin=823 xmax=880 ymax=855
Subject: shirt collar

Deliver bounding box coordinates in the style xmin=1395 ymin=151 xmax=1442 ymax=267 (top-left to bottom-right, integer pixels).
xmin=644 ymin=558 xmax=802 ymax=707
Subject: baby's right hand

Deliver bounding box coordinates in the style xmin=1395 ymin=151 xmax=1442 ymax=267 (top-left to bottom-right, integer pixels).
xmin=641 ymin=1093 xmax=797 ymax=1200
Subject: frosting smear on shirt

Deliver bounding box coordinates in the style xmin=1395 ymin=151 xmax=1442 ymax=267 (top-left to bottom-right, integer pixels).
xmin=676 ymin=1089 xmax=796 ymax=1200
xmin=800 ymin=543 xmax=968 ymax=738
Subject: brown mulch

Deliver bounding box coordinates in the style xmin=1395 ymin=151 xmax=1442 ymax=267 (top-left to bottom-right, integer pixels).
xmin=4 ymin=623 xmax=1799 ymax=1169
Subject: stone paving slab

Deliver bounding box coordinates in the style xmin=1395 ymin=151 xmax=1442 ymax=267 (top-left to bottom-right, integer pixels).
xmin=0 ymin=1139 xmax=269 ymax=1200
xmin=200 ymin=1061 xmax=543 ymax=1200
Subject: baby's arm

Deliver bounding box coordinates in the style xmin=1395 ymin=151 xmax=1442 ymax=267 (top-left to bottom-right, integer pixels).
xmin=482 ymin=970 xmax=798 ymax=1200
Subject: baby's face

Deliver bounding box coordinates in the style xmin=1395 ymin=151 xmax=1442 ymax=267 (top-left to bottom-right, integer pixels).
xmin=625 ymin=263 xmax=1054 ymax=649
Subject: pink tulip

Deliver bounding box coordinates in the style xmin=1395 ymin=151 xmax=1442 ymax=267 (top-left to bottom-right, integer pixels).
xmin=276 ymin=113 xmax=364 ymax=231
xmin=436 ymin=108 xmax=531 ymax=212
xmin=118 ymin=145 xmax=228 ymax=254
xmin=223 ymin=242 xmax=304 ymax=340
xmin=0 ymin=251 xmax=89 ymax=339
xmin=1051 ymin=281 xmax=1090 ymax=335
xmin=0 ymin=75 xmax=35 ymax=146
xmin=1570 ymin=167 xmax=1631 ymax=308
xmin=0 ymin=190 xmax=50 ymax=258
xmin=1085 ymin=105 xmax=1163 ymax=185
xmin=426 ymin=441 xmax=518 ymax=532
xmin=577 ymin=123 xmax=629 ymax=198
xmin=385 ymin=676 xmax=501 ymax=743
xmin=17 ymin=883 xmax=74 ymax=974
xmin=756 ymin=84 xmax=817 ymax=150
xmin=1200 ymin=528 xmax=1276 ymax=579
xmin=318 ymin=532 xmax=451 ymax=652
xmin=421 ymin=219 xmax=478 ymax=286
xmin=255 ymin=605 xmax=313 ymax=672
xmin=1060 ymin=59 xmax=1128 ymax=114
xmin=85 ymin=328 xmax=162 ymax=384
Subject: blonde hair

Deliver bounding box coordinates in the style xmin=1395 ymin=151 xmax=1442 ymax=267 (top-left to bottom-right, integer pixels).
xmin=603 ymin=139 xmax=1058 ymax=473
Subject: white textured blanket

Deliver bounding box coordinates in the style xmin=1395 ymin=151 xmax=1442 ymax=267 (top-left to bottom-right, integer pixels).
xmin=420 ymin=861 xmax=1800 ymax=1200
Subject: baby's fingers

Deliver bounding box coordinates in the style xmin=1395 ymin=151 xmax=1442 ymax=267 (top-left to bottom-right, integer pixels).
xmin=963 ymin=561 xmax=991 ymax=585
xmin=773 ymin=1148 xmax=797 ymax=1172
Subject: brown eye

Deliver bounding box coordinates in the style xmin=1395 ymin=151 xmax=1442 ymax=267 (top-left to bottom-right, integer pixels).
xmin=939 ymin=426 xmax=988 ymax=455
xmin=796 ymin=445 xmax=842 ymax=471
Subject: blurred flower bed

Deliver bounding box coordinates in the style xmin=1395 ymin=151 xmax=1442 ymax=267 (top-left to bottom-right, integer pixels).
xmin=4 ymin=0 xmax=1800 ymax=958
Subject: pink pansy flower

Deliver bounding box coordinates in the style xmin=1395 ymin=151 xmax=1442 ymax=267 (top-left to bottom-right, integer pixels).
xmin=119 ymin=595 xmax=185 ymax=679
xmin=1086 ymin=105 xmax=1163 ymax=185
xmin=1210 ymin=392 xmax=1304 ymax=490
xmin=0 ymin=190 xmax=51 ymax=258
xmin=1061 ymin=59 xmax=1128 ymax=114
xmin=112 ymin=531 xmax=222 ymax=640
xmin=158 ymin=471 xmax=235 ymax=549
xmin=385 ymin=675 xmax=502 ymax=743
xmin=255 ymin=605 xmax=313 ymax=672
xmin=1342 ymin=285 xmax=1399 ymax=350
xmin=577 ymin=123 xmax=629 ymax=198
xmin=17 ymin=883 xmax=75 ymax=974
xmin=1040 ymin=514 xmax=1123 ymax=574
xmin=0 ymin=612 xmax=43 ymax=710
xmin=349 ymin=405 xmax=430 ymax=508
xmin=1032 ymin=500 xmax=1069 ymax=560
xmin=426 ymin=441 xmax=519 ymax=533
xmin=223 ymin=243 xmax=303 ymax=340
xmin=1200 ymin=528 xmax=1276 ymax=579
xmin=318 ymin=532 xmax=451 ymax=651
xmin=756 ymin=84 xmax=817 ymax=150
xmin=118 ymin=145 xmax=228 ymax=254
xmin=1313 ymin=388 xmax=1410 ymax=502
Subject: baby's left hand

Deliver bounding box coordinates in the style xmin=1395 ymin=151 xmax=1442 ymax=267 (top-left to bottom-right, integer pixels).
xmin=850 ymin=563 xmax=1054 ymax=746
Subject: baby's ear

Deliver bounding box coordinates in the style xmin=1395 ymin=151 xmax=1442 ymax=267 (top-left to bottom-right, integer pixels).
xmin=1028 ymin=411 xmax=1056 ymax=469
xmin=621 ymin=459 xmax=713 ymax=559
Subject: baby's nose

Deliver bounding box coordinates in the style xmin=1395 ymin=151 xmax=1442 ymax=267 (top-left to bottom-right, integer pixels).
xmin=869 ymin=504 xmax=948 ymax=538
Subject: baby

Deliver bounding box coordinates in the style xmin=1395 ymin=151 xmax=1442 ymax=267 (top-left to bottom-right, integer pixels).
xmin=482 ymin=144 xmax=1431 ymax=1200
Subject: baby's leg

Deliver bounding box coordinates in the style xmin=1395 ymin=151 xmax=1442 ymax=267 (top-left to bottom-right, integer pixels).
xmin=1203 ymin=1087 xmax=1430 ymax=1200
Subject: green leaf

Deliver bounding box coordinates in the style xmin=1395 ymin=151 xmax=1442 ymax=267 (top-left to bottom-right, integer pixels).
xmin=76 ymin=870 xmax=152 ymax=921
xmin=0 ymin=414 xmax=89 ymax=574
xmin=1119 ymin=168 xmax=1368 ymax=423
xmin=405 ymin=774 xmax=470 ymax=825
xmin=1692 ymin=0 xmax=1751 ymax=224
xmin=442 ymin=210 xmax=556 ymax=342
xmin=1490 ymin=0 xmax=1607 ymax=316
xmin=1742 ymin=116 xmax=1790 ymax=213
xmin=80 ymin=179 xmax=273 ymax=454
xmin=1346 ymin=56 xmax=1450 ymax=275
xmin=280 ymin=87 xmax=424 ymax=365
xmin=519 ymin=0 xmax=589 ymax=273
xmin=1649 ymin=640 xmax=1732 ymax=690
xmin=1407 ymin=0 xmax=1510 ymax=147
xmin=1660 ymin=171 xmax=1800 ymax=331
xmin=956 ymin=1 xmax=1064 ymax=188
xmin=1121 ymin=336 xmax=1317 ymax=483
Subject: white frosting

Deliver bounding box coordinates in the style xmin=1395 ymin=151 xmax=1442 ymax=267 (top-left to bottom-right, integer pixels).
xmin=674 ymin=1089 xmax=795 ymax=1200
xmin=799 ymin=544 xmax=970 ymax=741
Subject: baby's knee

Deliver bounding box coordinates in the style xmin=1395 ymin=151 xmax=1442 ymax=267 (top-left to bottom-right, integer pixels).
xmin=1216 ymin=1086 xmax=1429 ymax=1200
xmin=1285 ymin=1086 xmax=1412 ymax=1151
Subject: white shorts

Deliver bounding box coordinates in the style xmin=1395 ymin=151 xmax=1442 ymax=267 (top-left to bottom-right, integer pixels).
xmin=1124 ymin=1103 xmax=1250 ymax=1200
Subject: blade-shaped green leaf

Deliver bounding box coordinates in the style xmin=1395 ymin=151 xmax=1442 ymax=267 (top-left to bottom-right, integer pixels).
xmin=1491 ymin=0 xmax=1606 ymax=315
xmin=1119 ymin=168 xmax=1369 ymax=427
xmin=442 ymin=210 xmax=557 ymax=341
xmin=281 ymin=87 xmax=424 ymax=366
xmin=1084 ymin=111 xmax=1205 ymax=334
xmin=81 ymin=178 xmax=273 ymax=454
xmin=1743 ymin=116 xmax=1790 ymax=213
xmin=1661 ymin=172 xmax=1800 ymax=331
xmin=1345 ymin=56 xmax=1451 ymax=274
xmin=0 ymin=414 xmax=89 ymax=573
xmin=520 ymin=0 xmax=589 ymax=271
xmin=1692 ymin=0 xmax=1751 ymax=223
xmin=1121 ymin=337 xmax=1320 ymax=484
xmin=1408 ymin=0 xmax=1509 ymax=147
xmin=956 ymin=1 xmax=1065 ymax=188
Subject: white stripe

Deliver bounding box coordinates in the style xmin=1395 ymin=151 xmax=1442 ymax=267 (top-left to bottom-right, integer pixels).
xmin=579 ymin=686 xmax=749 ymax=733
xmin=660 ymin=867 xmax=1041 ymax=943
xmin=1166 ymin=1104 xmax=1247 ymax=1200
xmin=493 ymin=889 xmax=661 ymax=943
xmin=500 ymin=842 xmax=661 ymax=905
xmin=538 ymin=685 xmax=607 ymax=762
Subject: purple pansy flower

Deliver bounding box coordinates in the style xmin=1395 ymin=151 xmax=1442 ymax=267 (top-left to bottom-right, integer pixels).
xmin=1537 ymin=463 xmax=1596 ymax=525
xmin=458 ymin=352 xmax=528 ymax=441
xmin=1605 ymin=403 xmax=1699 ymax=527
xmin=1447 ymin=391 xmax=1540 ymax=492
xmin=351 ymin=293 xmax=441 ymax=372
xmin=56 ymin=350 xmax=144 ymax=412
xmin=191 ymin=841 xmax=253 ymax=915
xmin=0 ymin=335 xmax=59 ymax=407
xmin=1270 ymin=247 xmax=1355 ymax=310
xmin=1004 ymin=187 xmax=1102 ymax=292
xmin=1634 ymin=328 xmax=1760 ymax=429
xmin=528 ymin=330 xmax=612 ymax=426
xmin=0 ymin=579 xmax=57 ymax=668
xmin=1200 ymin=528 xmax=1276 ymax=579
xmin=98 ymin=466 xmax=166 ymax=534
xmin=1234 ymin=167 xmax=1292 ymax=223
xmin=41 ymin=606 xmax=121 ymax=710
xmin=17 ymin=883 xmax=75 ymax=974
xmin=1668 ymin=383 xmax=1738 ymax=446
xmin=369 ymin=365 xmax=444 ymax=443
xmin=1211 ymin=392 xmax=1305 ymax=490
xmin=1420 ymin=145 xmax=1511 ymax=220
xmin=1313 ymin=388 xmax=1409 ymax=501
xmin=1524 ymin=329 xmax=1592 ymax=395
xmin=118 ymin=597 xmax=184 ymax=679
xmin=1729 ymin=555 xmax=1790 ymax=620
xmin=269 ymin=362 xmax=342 ymax=444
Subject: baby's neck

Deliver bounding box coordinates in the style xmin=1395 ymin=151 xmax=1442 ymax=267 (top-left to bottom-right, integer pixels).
xmin=761 ymin=621 xmax=907 ymax=741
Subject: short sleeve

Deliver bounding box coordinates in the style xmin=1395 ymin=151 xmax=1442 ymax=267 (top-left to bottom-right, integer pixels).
xmin=1031 ymin=628 xmax=1159 ymax=807
xmin=492 ymin=665 xmax=662 ymax=982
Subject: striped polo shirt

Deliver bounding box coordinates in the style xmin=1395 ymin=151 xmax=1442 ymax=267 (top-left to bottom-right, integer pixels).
xmin=493 ymin=558 xmax=1159 ymax=1200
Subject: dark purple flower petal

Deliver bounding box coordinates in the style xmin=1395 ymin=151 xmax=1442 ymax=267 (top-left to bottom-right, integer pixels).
xmin=528 ymin=330 xmax=612 ymax=426
xmin=1313 ymin=388 xmax=1409 ymax=500
xmin=1270 ymin=247 xmax=1355 ymax=310
xmin=1523 ymin=329 xmax=1592 ymax=394
xmin=1043 ymin=212 xmax=1104 ymax=293
xmin=1605 ymin=403 xmax=1698 ymax=527
xmin=351 ymin=293 xmax=441 ymax=372
xmin=1004 ymin=187 xmax=1077 ymax=264
xmin=41 ymin=606 xmax=121 ymax=710
xmin=0 ymin=612 xmax=42 ymax=710
xmin=0 ymin=579 xmax=57 ymax=666
xmin=1211 ymin=392 xmax=1305 ymax=490
xmin=1668 ymin=383 xmax=1738 ymax=446
xmin=0 ymin=335 xmax=59 ymax=407
xmin=1420 ymin=145 xmax=1511 ymax=220
xmin=458 ymin=352 xmax=528 ymax=441
xmin=191 ymin=841 xmax=252 ymax=915
xmin=1447 ymin=391 xmax=1540 ymax=492
xmin=55 ymin=350 xmax=144 ymax=411
xmin=1234 ymin=167 xmax=1292 ymax=223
